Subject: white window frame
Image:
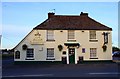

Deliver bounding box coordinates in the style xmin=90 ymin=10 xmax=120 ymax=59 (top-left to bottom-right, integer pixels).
xmin=26 ymin=48 xmax=34 ymax=59
xmin=90 ymin=48 xmax=97 ymax=58
xmin=47 ymin=48 xmax=55 ymax=59
xmin=15 ymin=51 xmax=20 ymax=59
xmin=47 ymin=30 xmax=54 ymax=41
xmin=68 ymin=30 xmax=75 ymax=40
xmin=89 ymin=31 xmax=96 ymax=39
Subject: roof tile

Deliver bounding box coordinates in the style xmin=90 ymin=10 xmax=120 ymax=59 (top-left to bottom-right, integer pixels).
xmin=34 ymin=13 xmax=112 ymax=30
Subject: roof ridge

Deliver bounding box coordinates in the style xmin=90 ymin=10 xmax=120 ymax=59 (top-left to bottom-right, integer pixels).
xmin=55 ymin=15 xmax=80 ymax=17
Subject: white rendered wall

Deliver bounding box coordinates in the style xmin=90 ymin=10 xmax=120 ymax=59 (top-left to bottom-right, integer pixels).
xmin=14 ymin=30 xmax=112 ymax=61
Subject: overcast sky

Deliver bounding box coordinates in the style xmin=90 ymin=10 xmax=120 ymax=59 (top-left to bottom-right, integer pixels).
xmin=1 ymin=2 xmax=118 ymax=49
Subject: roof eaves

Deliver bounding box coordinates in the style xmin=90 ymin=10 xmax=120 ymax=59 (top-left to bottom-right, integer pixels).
xmin=33 ymin=19 xmax=49 ymax=29
xmin=33 ymin=28 xmax=112 ymax=30
xmin=88 ymin=17 xmax=112 ymax=30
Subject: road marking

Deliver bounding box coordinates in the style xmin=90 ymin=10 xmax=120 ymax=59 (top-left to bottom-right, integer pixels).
xmin=89 ymin=72 xmax=120 ymax=75
xmin=3 ymin=74 xmax=53 ymax=77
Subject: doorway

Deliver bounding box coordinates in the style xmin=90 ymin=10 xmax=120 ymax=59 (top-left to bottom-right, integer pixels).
xmin=69 ymin=48 xmax=75 ymax=64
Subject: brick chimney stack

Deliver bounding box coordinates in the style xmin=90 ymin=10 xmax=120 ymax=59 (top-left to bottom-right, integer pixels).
xmin=80 ymin=12 xmax=88 ymax=16
xmin=48 ymin=12 xmax=55 ymax=19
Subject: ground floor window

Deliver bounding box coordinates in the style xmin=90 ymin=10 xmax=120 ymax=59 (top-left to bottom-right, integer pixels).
xmin=26 ymin=48 xmax=34 ymax=58
xmin=15 ymin=51 xmax=20 ymax=59
xmin=47 ymin=48 xmax=54 ymax=59
xmin=90 ymin=48 xmax=97 ymax=58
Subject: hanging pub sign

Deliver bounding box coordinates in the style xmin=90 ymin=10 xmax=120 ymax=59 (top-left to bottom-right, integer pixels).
xmin=102 ymin=32 xmax=109 ymax=44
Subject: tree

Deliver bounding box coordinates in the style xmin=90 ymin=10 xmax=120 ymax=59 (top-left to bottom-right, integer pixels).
xmin=112 ymin=46 xmax=120 ymax=52
xmin=2 ymin=49 xmax=7 ymax=52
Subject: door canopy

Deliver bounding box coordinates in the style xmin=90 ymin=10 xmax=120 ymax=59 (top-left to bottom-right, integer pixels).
xmin=64 ymin=42 xmax=80 ymax=47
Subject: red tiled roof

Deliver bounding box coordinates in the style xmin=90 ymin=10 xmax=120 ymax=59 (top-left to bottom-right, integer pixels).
xmin=33 ymin=12 xmax=112 ymax=30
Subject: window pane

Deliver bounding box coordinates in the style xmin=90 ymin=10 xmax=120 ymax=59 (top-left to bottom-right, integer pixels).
xmin=90 ymin=31 xmax=96 ymax=39
xmin=47 ymin=48 xmax=54 ymax=58
xmin=90 ymin=48 xmax=97 ymax=58
xmin=68 ymin=30 xmax=75 ymax=39
xmin=26 ymin=48 xmax=34 ymax=58
xmin=15 ymin=51 xmax=20 ymax=59
xmin=47 ymin=30 xmax=54 ymax=40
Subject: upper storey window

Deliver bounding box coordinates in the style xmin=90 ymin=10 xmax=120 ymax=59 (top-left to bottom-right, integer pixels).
xmin=47 ymin=30 xmax=54 ymax=41
xmin=68 ymin=30 xmax=75 ymax=40
xmin=89 ymin=31 xmax=96 ymax=39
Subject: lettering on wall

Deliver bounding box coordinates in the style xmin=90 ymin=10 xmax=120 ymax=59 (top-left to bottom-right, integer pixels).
xmin=30 ymin=31 xmax=44 ymax=45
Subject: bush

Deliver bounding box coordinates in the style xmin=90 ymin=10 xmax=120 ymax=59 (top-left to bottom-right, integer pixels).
xmin=2 ymin=54 xmax=14 ymax=59
xmin=112 ymin=46 xmax=120 ymax=52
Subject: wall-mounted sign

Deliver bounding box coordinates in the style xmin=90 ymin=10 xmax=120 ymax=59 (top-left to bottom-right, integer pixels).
xmin=35 ymin=32 xmax=41 ymax=36
xmin=102 ymin=32 xmax=109 ymax=44
xmin=30 ymin=37 xmax=44 ymax=45
xmin=30 ymin=32 xmax=44 ymax=45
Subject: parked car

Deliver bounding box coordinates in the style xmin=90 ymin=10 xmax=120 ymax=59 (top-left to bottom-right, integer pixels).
xmin=112 ymin=51 xmax=120 ymax=57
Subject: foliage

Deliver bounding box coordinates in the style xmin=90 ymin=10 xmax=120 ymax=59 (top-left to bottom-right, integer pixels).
xmin=2 ymin=54 xmax=14 ymax=59
xmin=58 ymin=45 xmax=63 ymax=51
xmin=2 ymin=49 xmax=7 ymax=52
xmin=112 ymin=46 xmax=120 ymax=52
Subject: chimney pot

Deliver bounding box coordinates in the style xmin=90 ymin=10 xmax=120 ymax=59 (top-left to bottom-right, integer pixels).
xmin=80 ymin=12 xmax=88 ymax=16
